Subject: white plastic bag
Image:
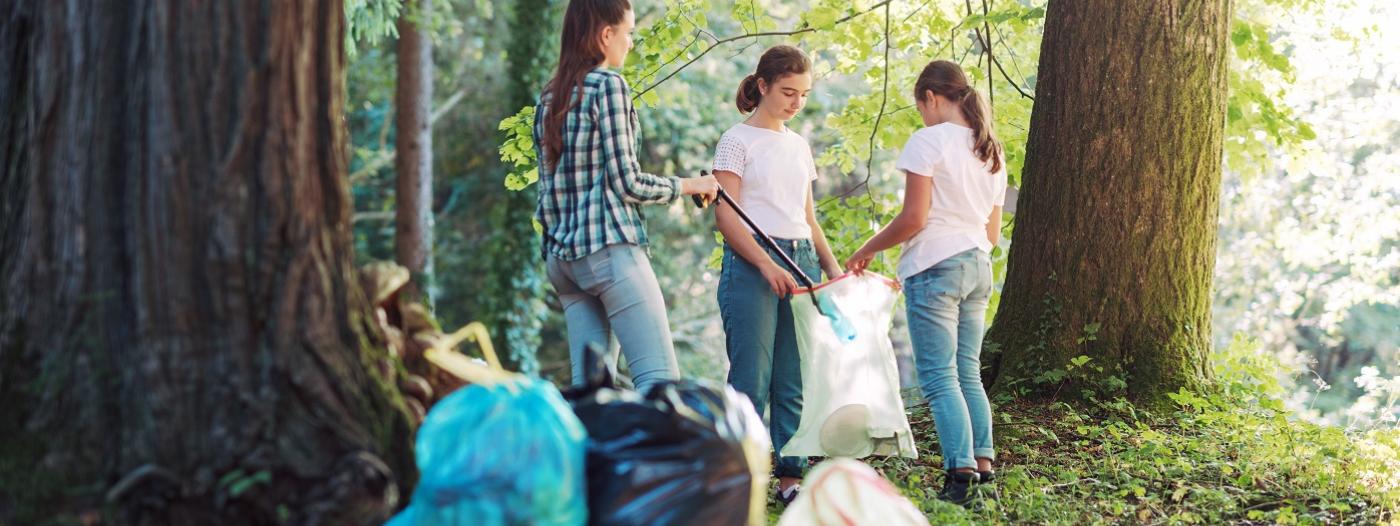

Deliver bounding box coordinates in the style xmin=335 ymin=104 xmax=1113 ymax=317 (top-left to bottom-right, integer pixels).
xmin=776 ymin=458 xmax=930 ymax=526
xmin=782 ymin=273 xmax=917 ymax=459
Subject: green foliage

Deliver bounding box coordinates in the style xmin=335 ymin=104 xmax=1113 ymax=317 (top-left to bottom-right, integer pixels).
xmin=345 ymin=0 xmax=403 ymax=55
xmin=498 ymin=106 xmax=539 ymax=190
xmin=217 ymin=469 xmax=273 ymax=499
xmin=1224 ymin=12 xmax=1321 ymax=179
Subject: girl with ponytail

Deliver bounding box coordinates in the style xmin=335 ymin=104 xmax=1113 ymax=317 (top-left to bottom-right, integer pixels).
xmin=532 ymin=0 xmax=719 ymax=393
xmin=845 ymin=59 xmax=1008 ymax=506
xmin=711 ymin=44 xmax=842 ymax=506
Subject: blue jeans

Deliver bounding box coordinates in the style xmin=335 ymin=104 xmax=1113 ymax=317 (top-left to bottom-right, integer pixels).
xmin=546 ymin=244 xmax=680 ymax=393
xmin=719 ymin=237 xmax=820 ymax=479
xmin=904 ymin=248 xmax=995 ymax=470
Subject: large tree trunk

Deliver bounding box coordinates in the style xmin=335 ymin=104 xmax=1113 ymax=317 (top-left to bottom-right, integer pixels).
xmin=395 ymin=0 xmax=434 ymax=302
xmin=985 ymin=0 xmax=1231 ymax=404
xmin=0 ymin=2 xmax=414 ymax=524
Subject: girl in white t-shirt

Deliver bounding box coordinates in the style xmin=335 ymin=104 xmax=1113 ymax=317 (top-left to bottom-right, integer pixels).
xmin=712 ymin=44 xmax=842 ymax=506
xmin=845 ymin=60 xmax=1008 ymax=506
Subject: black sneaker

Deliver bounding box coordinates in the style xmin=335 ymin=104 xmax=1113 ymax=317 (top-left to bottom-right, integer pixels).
xmin=970 ymin=470 xmax=998 ymax=502
xmin=776 ymin=484 xmax=801 ymax=506
xmin=938 ymin=470 xmax=978 ymax=506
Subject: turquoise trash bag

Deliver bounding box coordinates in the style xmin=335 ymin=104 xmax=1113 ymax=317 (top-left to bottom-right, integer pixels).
xmin=387 ymin=376 xmax=588 ymax=526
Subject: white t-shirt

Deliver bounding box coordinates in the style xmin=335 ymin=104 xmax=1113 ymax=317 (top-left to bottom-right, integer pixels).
xmin=712 ymin=123 xmax=818 ymax=239
xmin=894 ymin=123 xmax=1008 ymax=282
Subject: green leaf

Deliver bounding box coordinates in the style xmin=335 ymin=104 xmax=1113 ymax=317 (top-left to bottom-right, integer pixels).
xmin=1231 ymin=24 xmax=1253 ymax=46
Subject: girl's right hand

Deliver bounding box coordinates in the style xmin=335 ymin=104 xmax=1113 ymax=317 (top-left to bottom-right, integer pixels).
xmin=844 ymin=247 xmax=874 ymax=275
xmin=680 ymin=175 xmax=720 ymax=202
xmin=760 ymin=262 xmax=798 ymax=297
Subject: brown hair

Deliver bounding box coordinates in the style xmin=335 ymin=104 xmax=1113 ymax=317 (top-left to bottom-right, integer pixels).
xmin=914 ymin=60 xmax=1003 ymax=173
xmin=542 ymin=0 xmax=631 ymax=169
xmin=735 ymin=45 xmax=811 ymax=114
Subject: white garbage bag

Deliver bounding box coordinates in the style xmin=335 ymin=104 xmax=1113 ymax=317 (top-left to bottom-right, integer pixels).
xmin=776 ymin=458 xmax=930 ymax=526
xmin=782 ymin=273 xmax=917 ymax=459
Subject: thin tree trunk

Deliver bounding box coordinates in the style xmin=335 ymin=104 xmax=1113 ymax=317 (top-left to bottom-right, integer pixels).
xmin=0 ymin=1 xmax=414 ymax=523
xmin=395 ymin=0 xmax=434 ymax=302
xmin=985 ymin=0 xmax=1232 ymax=404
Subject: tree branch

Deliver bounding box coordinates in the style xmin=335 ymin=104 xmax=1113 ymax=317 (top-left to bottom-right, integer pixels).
xmin=636 ymin=30 xmax=704 ymax=89
xmin=992 ymin=23 xmax=1035 ymax=91
xmin=963 ymin=1 xmax=1035 ymax=102
xmin=827 ymin=1 xmax=893 ymax=205
xmin=965 ymin=0 xmax=990 ymax=106
xmin=631 ymin=0 xmax=895 ymax=101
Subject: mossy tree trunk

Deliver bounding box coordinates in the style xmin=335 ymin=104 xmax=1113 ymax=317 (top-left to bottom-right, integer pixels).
xmin=985 ymin=0 xmax=1232 ymax=404
xmin=0 ymin=1 xmax=414 ymax=523
xmin=480 ymin=0 xmax=559 ymax=374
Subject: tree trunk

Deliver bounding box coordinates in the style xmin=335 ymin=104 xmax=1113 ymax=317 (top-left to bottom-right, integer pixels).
xmin=481 ymin=0 xmax=558 ymax=374
xmin=0 ymin=1 xmax=414 ymax=524
xmin=395 ymin=0 xmax=434 ymax=303
xmin=985 ymin=0 xmax=1232 ymax=404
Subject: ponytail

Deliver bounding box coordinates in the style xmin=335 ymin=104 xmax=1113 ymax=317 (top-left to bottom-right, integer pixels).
xmin=735 ymin=74 xmax=762 ymax=114
xmin=914 ymin=60 xmax=1003 ymax=173
xmin=958 ymin=88 xmax=1002 ymax=174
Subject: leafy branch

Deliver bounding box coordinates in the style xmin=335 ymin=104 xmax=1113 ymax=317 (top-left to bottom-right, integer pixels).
xmin=631 ymin=0 xmax=895 ymax=102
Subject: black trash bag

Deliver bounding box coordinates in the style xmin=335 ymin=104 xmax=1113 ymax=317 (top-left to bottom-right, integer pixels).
xmin=565 ymin=344 xmax=771 ymax=526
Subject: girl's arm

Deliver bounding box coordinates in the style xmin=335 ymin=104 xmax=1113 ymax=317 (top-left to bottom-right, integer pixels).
xmin=844 ymin=172 xmax=933 ymax=273
xmin=597 ymin=74 xmax=720 ymax=203
xmin=805 ymin=187 xmax=842 ymax=280
xmin=714 ymin=170 xmax=799 ymax=296
xmin=985 ymin=205 xmax=1003 ymax=246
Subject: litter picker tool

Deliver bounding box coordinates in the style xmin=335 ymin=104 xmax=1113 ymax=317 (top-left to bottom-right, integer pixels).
xmin=693 ymin=170 xmax=856 ymax=341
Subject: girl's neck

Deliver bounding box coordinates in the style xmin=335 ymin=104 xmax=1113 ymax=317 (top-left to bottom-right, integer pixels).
xmin=744 ymin=110 xmax=785 ymax=132
xmin=938 ymin=111 xmax=971 ymax=128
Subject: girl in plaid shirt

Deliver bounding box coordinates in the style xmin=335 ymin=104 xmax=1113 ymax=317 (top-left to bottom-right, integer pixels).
xmin=534 ymin=0 xmax=718 ymax=393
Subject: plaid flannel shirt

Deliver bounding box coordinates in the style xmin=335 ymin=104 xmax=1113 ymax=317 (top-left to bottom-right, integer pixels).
xmin=533 ymin=68 xmax=680 ymax=261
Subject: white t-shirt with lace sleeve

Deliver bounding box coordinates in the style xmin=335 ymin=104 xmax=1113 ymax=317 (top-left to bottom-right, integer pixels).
xmin=711 ymin=123 xmax=818 ymax=239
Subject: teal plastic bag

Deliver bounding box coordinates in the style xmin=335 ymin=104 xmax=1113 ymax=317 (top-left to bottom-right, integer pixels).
xmin=388 ymin=376 xmax=588 ymax=526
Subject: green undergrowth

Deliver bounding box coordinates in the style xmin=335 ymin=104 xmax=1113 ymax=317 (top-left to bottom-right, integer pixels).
xmin=767 ymin=340 xmax=1400 ymax=525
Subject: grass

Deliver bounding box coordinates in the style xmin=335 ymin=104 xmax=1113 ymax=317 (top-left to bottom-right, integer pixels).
xmin=766 ymin=388 xmax=1399 ymax=525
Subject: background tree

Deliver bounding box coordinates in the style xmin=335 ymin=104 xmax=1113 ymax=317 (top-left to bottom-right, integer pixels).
xmin=476 ymin=0 xmax=560 ymax=374
xmin=0 ymin=1 xmax=414 ymax=523
xmin=395 ymin=0 xmax=436 ymax=301
xmin=984 ymin=0 xmax=1234 ymax=403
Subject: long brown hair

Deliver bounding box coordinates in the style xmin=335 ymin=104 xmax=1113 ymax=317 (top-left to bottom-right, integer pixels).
xmin=542 ymin=0 xmax=631 ymax=169
xmin=735 ymin=45 xmax=811 ymax=114
xmin=914 ymin=60 xmax=1003 ymax=173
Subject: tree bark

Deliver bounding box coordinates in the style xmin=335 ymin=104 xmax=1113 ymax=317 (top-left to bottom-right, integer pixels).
xmin=985 ymin=0 xmax=1232 ymax=404
xmin=395 ymin=0 xmax=434 ymax=303
xmin=0 ymin=1 xmax=414 ymax=523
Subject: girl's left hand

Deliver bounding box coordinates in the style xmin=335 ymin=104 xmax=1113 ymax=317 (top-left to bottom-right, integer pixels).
xmin=844 ymin=248 xmax=874 ymax=275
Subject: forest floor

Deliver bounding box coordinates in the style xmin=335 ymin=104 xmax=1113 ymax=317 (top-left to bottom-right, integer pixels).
xmin=766 ymin=392 xmax=1400 ymax=525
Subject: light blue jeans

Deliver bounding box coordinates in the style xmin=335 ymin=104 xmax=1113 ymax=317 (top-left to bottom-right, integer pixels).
xmin=546 ymin=243 xmax=680 ymax=393
xmin=718 ymin=237 xmax=820 ymax=479
xmin=904 ymin=248 xmax=995 ymax=470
